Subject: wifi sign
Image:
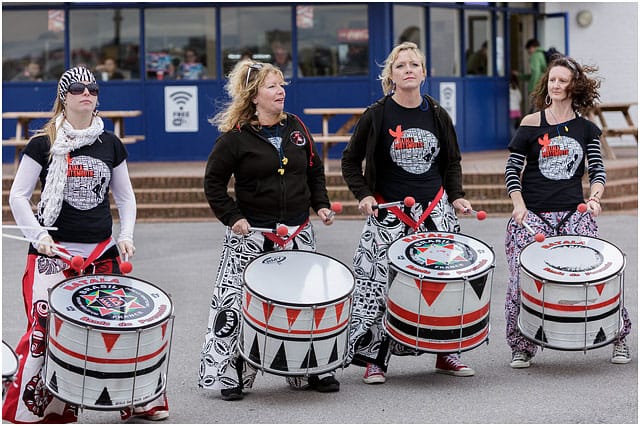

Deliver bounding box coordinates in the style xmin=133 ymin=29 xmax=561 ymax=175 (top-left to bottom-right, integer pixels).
xmin=165 ymin=86 xmax=199 ymax=132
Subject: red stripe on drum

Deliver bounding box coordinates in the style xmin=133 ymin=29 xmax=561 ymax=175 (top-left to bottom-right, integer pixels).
xmin=521 ymin=290 xmax=620 ymax=312
xmin=386 ymin=326 xmax=489 ymax=351
xmin=101 ymin=333 xmax=120 ymax=353
xmin=48 ymin=336 xmax=168 ymax=364
xmin=242 ymin=307 xmax=349 ymax=335
xmin=387 ymin=298 xmax=490 ymax=327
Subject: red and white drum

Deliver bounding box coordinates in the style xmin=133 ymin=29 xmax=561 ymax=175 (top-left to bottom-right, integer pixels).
xmin=384 ymin=232 xmax=495 ymax=353
xmin=240 ymin=251 xmax=354 ymax=376
xmin=3 ymin=340 xmax=19 ymax=403
xmin=519 ymin=235 xmax=626 ymax=351
xmin=45 ymin=274 xmax=174 ymax=410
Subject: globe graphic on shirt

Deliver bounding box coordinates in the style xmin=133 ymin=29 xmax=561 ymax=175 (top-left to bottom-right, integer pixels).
xmin=538 ymin=135 xmax=583 ymax=180
xmin=389 ymin=127 xmax=439 ymax=174
xmin=64 ymin=155 xmax=111 ymax=210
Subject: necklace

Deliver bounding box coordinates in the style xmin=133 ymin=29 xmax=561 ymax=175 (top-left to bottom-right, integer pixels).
xmin=546 ymin=108 xmax=574 ymax=136
xmin=261 ymin=125 xmax=288 ymax=175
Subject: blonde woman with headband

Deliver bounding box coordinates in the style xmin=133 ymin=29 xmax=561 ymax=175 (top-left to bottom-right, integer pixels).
xmin=5 ymin=66 xmax=169 ymax=422
xmin=341 ymin=42 xmax=479 ymax=384
xmin=198 ymin=60 xmax=338 ymax=401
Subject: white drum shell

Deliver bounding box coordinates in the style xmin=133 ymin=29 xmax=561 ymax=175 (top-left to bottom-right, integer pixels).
xmin=240 ymin=251 xmax=354 ymax=376
xmin=45 ymin=274 xmax=174 ymax=410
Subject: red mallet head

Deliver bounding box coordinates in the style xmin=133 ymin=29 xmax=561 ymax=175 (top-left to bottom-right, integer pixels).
xmin=70 ymin=255 xmax=84 ymax=271
xmin=534 ymin=233 xmax=546 ymax=243
xmin=577 ymin=203 xmax=588 ymax=213
xmin=276 ymin=225 xmax=288 ymax=237
xmin=476 ymin=210 xmax=487 ymax=221
xmin=403 ymin=196 xmax=416 ymax=207
xmin=331 ymin=201 xmax=343 ymax=214
xmin=120 ymin=261 xmax=133 ymax=274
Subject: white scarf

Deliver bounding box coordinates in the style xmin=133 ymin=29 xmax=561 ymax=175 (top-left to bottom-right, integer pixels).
xmin=37 ymin=115 xmax=105 ymax=226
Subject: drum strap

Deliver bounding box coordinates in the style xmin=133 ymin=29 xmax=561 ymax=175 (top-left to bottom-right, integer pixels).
xmin=532 ymin=210 xmax=576 ymax=235
xmin=55 ymin=237 xmax=112 ymax=273
xmin=263 ymin=217 xmax=310 ymax=248
xmin=379 ymin=187 xmax=444 ymax=232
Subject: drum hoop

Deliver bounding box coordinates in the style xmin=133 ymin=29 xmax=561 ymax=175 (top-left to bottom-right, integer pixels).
xmin=243 ymin=250 xmax=355 ymax=306
xmin=2 ymin=340 xmax=19 ymax=376
xmin=48 ymin=273 xmax=174 ymax=331
xmin=519 ymin=235 xmax=626 ymax=285
xmin=387 ymin=232 xmax=495 ymax=280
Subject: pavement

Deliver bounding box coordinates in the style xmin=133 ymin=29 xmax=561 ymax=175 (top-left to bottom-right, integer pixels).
xmin=1 ymin=213 xmax=637 ymax=424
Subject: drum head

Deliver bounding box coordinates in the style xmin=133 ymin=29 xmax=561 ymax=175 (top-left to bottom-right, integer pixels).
xmin=243 ymin=251 xmax=354 ymax=306
xmin=519 ymin=235 xmax=625 ymax=284
xmin=48 ymin=274 xmax=173 ymax=330
xmin=2 ymin=340 xmax=18 ymax=378
xmin=387 ymin=232 xmax=495 ymax=281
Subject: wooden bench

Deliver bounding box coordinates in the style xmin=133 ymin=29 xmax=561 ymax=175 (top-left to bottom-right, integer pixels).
xmin=586 ymin=102 xmax=638 ymax=159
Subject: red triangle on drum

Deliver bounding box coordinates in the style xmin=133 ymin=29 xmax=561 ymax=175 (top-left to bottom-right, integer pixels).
xmin=246 ymin=293 xmax=252 ymax=307
xmin=335 ymin=302 xmax=345 ymax=323
xmin=262 ymin=302 xmax=275 ymax=322
xmin=286 ymin=308 xmax=301 ymax=328
xmin=161 ymin=322 xmax=168 ymax=339
xmin=534 ymin=280 xmax=544 ymax=292
xmin=54 ymin=316 xmax=63 ymax=336
xmin=314 ymin=307 xmax=327 ymax=328
xmin=415 ymin=279 xmax=446 ymax=306
xmin=594 ymin=283 xmax=606 ymax=295
xmin=101 ymin=333 xmax=120 ymax=353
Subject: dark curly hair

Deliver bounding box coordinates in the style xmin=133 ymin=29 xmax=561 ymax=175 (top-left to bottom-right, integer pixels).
xmin=530 ymin=56 xmax=601 ymax=114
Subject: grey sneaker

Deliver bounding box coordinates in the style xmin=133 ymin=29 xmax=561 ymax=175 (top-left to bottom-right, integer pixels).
xmin=510 ymin=351 xmax=532 ymax=368
xmin=611 ymin=341 xmax=631 ymax=364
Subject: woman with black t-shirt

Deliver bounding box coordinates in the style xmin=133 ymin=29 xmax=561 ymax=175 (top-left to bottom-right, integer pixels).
xmin=504 ymin=56 xmax=632 ymax=368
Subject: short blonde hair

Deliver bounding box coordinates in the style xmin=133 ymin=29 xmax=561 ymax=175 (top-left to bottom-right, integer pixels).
xmin=379 ymin=42 xmax=427 ymax=95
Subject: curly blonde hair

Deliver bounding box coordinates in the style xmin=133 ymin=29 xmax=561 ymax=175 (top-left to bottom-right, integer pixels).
xmin=379 ymin=42 xmax=427 ymax=95
xmin=210 ymin=60 xmax=287 ymax=132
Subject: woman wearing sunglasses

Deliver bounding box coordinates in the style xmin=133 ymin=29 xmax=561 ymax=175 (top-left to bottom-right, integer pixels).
xmin=198 ymin=60 xmax=338 ymax=401
xmin=5 ymin=66 xmax=169 ymax=422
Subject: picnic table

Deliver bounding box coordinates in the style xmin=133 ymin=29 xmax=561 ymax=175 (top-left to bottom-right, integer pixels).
xmin=586 ymin=102 xmax=638 ymax=159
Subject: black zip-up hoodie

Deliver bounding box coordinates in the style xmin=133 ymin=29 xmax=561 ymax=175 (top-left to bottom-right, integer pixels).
xmin=204 ymin=113 xmax=330 ymax=227
xmin=341 ymin=94 xmax=465 ymax=203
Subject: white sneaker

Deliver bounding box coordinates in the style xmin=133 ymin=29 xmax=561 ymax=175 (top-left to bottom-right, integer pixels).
xmin=611 ymin=341 xmax=631 ymax=364
xmin=510 ymin=351 xmax=532 ymax=369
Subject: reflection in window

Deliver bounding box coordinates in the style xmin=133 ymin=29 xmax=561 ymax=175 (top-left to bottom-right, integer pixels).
xmin=220 ymin=6 xmax=293 ymax=78
xmin=393 ymin=5 xmax=425 ymax=50
xmin=2 ymin=10 xmax=65 ymax=81
xmin=496 ymin=12 xmax=505 ymax=77
xmin=430 ymin=8 xmax=460 ymax=77
xmin=70 ymin=9 xmax=140 ymax=80
xmin=145 ymin=8 xmax=216 ymax=80
xmin=465 ymin=10 xmax=492 ymax=76
xmin=296 ymin=5 xmax=368 ymax=77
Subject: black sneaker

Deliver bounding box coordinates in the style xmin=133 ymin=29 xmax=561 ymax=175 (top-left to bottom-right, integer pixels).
xmin=220 ymin=386 xmax=244 ymax=401
xmin=307 ymin=375 xmax=340 ymax=393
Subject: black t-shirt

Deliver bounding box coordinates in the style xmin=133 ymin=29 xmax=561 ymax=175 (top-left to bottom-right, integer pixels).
xmin=375 ymin=98 xmax=442 ymax=204
xmin=23 ymin=132 xmax=128 ymax=243
xmin=508 ymin=114 xmax=601 ymax=212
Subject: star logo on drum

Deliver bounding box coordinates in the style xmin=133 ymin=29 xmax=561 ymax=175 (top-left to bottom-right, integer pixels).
xmin=81 ymin=288 xmax=146 ymax=317
xmin=410 ymin=239 xmax=475 ymax=270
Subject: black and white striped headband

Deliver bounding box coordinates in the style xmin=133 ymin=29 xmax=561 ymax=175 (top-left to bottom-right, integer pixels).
xmin=58 ymin=66 xmax=96 ymax=103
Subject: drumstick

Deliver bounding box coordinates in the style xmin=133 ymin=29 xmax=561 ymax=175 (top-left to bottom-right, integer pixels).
xmin=249 ymin=225 xmax=289 ymax=237
xmin=373 ymin=196 xmax=416 ymax=210
xmin=2 ymin=225 xmax=58 ymax=231
xmin=464 ymin=208 xmax=487 ymax=221
xmin=522 ymin=221 xmax=545 ymax=242
xmin=326 ymin=202 xmax=343 ymax=220
xmin=2 ymin=233 xmax=84 ymax=270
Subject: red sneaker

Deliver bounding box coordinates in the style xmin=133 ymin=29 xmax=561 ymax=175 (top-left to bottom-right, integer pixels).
xmin=363 ymin=363 xmax=386 ymax=384
xmin=435 ymin=354 xmax=475 ymax=377
xmin=120 ymin=393 xmax=169 ymax=421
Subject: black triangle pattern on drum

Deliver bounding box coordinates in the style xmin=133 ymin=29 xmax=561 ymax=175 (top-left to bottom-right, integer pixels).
xmin=250 ymin=334 xmax=261 ymax=365
xmin=154 ymin=374 xmax=163 ymax=394
xmin=328 ymin=340 xmax=339 ymax=364
xmin=468 ymin=277 xmax=486 ymax=300
xmin=301 ymin=343 xmax=319 ymax=369
xmin=535 ymin=326 xmax=548 ymax=343
xmin=593 ymin=327 xmax=607 ymax=344
xmin=49 ymin=371 xmax=59 ymax=393
xmin=96 ymin=387 xmax=113 ymax=406
xmin=270 ymin=342 xmax=289 ymax=371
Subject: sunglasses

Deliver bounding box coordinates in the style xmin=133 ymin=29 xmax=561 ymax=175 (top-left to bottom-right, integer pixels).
xmin=67 ymin=82 xmax=99 ymax=96
xmin=245 ymin=63 xmax=263 ymax=87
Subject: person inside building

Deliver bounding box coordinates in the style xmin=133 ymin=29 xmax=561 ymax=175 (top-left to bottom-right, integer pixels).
xmin=4 ymin=66 xmax=170 ymax=422
xmin=198 ymin=60 xmax=338 ymax=401
xmin=515 ymin=38 xmax=547 ymax=112
xmin=341 ymin=41 xmax=479 ymax=385
xmin=467 ymin=41 xmax=488 ymax=75
xmin=504 ymin=55 xmax=632 ymax=368
xmin=271 ymin=42 xmax=302 ymax=79
xmin=12 ymin=61 xmax=43 ymax=81
xmin=177 ymin=48 xmax=207 ymax=80
xmin=95 ymin=57 xmax=125 ymax=81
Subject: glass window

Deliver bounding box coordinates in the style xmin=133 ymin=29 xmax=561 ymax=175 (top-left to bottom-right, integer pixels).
xmin=496 ymin=12 xmax=505 ymax=77
xmin=393 ymin=5 xmax=425 ymax=50
xmin=430 ymin=8 xmax=460 ymax=77
xmin=145 ymin=7 xmax=216 ymax=81
xmin=296 ymin=5 xmax=369 ymax=77
xmin=220 ymin=6 xmax=293 ymax=78
xmin=2 ymin=9 xmax=65 ymax=81
xmin=69 ymin=8 xmax=140 ymax=80
xmin=465 ymin=10 xmax=493 ymax=76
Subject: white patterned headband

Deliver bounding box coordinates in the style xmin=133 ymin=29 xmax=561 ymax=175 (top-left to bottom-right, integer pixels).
xmin=58 ymin=66 xmax=96 ymax=103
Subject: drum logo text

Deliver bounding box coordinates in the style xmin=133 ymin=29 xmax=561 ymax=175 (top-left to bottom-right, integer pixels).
xmin=72 ymin=284 xmax=154 ymax=321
